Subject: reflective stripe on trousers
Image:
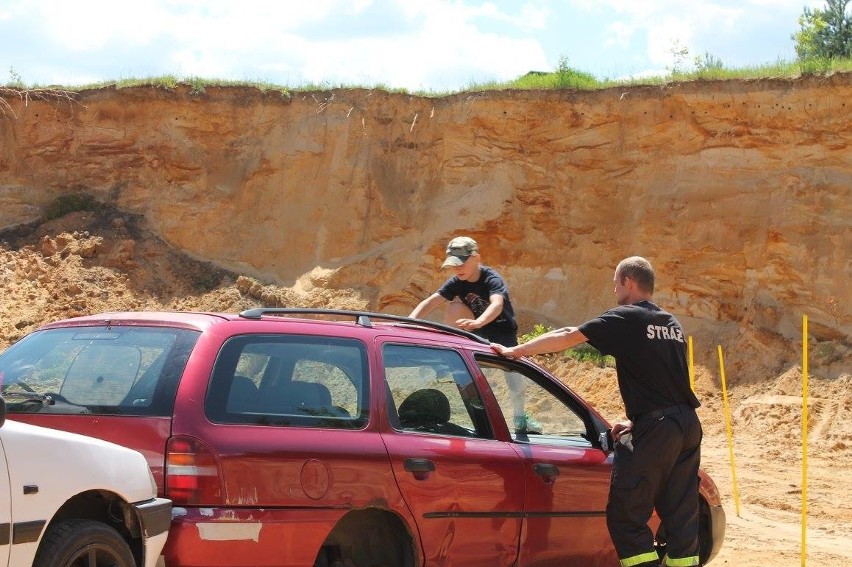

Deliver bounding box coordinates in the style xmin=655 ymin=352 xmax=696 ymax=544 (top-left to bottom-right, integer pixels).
xmin=665 ymin=555 xmax=700 ymax=566
xmin=619 ymin=550 xmax=659 ymax=567
xmin=618 ymin=551 xmax=700 ymax=566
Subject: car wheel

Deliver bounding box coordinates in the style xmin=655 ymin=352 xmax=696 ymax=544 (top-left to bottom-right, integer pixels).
xmin=698 ymin=496 xmax=712 ymax=564
xmin=33 ymin=519 xmax=136 ymax=567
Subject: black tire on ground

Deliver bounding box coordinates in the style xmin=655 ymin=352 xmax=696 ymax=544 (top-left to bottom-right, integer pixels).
xmin=33 ymin=518 xmax=136 ymax=567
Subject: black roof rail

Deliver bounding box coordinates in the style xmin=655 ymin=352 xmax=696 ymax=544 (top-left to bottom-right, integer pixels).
xmin=237 ymin=308 xmax=489 ymax=344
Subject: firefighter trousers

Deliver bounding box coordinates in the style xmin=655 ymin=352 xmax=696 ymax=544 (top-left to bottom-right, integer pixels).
xmin=607 ymin=405 xmax=703 ymax=567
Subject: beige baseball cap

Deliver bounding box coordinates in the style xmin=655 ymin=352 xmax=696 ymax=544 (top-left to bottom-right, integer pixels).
xmin=441 ymin=236 xmax=478 ymax=268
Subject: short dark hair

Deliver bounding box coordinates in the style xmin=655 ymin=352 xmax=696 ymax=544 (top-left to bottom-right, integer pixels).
xmin=616 ymin=256 xmax=655 ymax=294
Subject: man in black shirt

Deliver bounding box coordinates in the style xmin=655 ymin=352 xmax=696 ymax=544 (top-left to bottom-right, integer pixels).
xmin=491 ymin=256 xmax=702 ymax=567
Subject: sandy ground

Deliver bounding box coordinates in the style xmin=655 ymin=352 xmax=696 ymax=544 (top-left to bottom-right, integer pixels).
xmin=544 ymin=361 xmax=852 ymax=567
xmin=695 ymin=371 xmax=852 ymax=567
xmin=1 ymin=210 xmax=849 ymax=566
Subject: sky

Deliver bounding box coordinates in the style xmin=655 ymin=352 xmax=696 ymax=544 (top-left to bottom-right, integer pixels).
xmin=0 ymin=0 xmax=829 ymax=93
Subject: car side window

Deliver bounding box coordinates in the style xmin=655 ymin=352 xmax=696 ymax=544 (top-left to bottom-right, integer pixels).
xmin=475 ymin=357 xmax=593 ymax=447
xmin=383 ymin=344 xmax=492 ymax=439
xmin=206 ymin=334 xmax=369 ymax=429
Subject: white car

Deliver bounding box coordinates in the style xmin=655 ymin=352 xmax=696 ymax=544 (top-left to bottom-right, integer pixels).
xmin=0 ymin=397 xmax=171 ymax=567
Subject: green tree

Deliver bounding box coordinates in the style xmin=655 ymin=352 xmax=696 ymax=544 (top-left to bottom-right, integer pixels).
xmin=793 ymin=0 xmax=852 ymax=59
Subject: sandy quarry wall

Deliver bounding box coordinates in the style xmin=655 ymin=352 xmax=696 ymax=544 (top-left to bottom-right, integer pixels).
xmin=1 ymin=75 xmax=849 ymax=371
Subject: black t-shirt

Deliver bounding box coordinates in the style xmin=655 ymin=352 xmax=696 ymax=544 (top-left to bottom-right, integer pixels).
xmin=438 ymin=265 xmax=518 ymax=346
xmin=578 ymin=300 xmax=700 ymax=419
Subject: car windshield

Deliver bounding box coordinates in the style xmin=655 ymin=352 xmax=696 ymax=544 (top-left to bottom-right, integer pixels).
xmin=0 ymin=326 xmax=200 ymax=416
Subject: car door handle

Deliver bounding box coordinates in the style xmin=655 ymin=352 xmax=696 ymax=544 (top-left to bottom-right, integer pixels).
xmin=533 ymin=463 xmax=560 ymax=484
xmin=403 ymin=458 xmax=436 ymax=480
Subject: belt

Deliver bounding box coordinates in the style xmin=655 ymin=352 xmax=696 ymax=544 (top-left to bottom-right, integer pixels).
xmin=632 ymin=403 xmax=694 ymax=422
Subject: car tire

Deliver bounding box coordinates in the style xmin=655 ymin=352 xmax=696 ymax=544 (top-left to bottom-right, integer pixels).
xmin=33 ymin=518 xmax=136 ymax=567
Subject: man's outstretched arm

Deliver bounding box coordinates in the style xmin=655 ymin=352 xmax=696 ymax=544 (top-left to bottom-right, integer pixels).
xmin=491 ymin=326 xmax=588 ymax=359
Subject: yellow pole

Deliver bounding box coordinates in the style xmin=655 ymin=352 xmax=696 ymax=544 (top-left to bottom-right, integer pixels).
xmin=718 ymin=344 xmax=740 ymax=517
xmin=801 ymin=315 xmax=809 ymax=567
xmin=688 ymin=335 xmax=695 ymax=392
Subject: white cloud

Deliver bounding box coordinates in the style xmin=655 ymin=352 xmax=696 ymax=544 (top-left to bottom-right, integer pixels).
xmin=25 ymin=1 xmax=166 ymax=50
xmin=0 ymin=0 xmax=833 ymax=91
xmin=604 ymin=20 xmax=636 ymax=49
xmin=257 ymin=1 xmax=551 ymax=90
xmin=589 ymin=0 xmax=825 ymax=74
xmin=645 ymin=16 xmax=695 ymax=69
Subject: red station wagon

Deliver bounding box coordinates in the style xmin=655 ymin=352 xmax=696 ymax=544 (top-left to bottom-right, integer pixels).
xmin=0 ymin=309 xmax=725 ymax=567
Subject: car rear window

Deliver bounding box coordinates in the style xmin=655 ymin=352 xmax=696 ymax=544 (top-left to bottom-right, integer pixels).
xmin=0 ymin=326 xmax=200 ymax=416
xmin=205 ymin=334 xmax=369 ymax=429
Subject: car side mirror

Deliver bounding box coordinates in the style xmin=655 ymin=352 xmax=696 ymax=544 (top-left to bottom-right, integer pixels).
xmin=598 ymin=429 xmax=611 ymax=452
xmin=0 ymin=396 xmax=6 ymax=428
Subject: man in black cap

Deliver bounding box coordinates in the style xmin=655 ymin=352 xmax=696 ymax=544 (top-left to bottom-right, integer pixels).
xmin=409 ymin=236 xmax=518 ymax=347
xmin=409 ymin=236 xmax=540 ymax=433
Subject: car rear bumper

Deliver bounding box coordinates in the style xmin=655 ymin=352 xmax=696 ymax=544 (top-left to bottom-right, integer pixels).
xmin=163 ymin=506 xmax=346 ymax=567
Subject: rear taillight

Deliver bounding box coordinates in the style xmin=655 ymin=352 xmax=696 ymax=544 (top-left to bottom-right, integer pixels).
xmin=165 ymin=435 xmax=223 ymax=505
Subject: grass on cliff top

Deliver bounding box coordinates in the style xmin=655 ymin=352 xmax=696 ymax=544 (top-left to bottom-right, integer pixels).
xmin=2 ymin=57 xmax=852 ymax=98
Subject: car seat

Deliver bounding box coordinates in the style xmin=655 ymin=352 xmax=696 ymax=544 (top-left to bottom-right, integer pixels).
xmin=398 ymin=388 xmax=471 ymax=436
xmin=226 ymin=375 xmax=259 ymax=412
xmin=262 ymin=381 xmax=350 ymax=418
xmin=288 ymin=382 xmax=331 ymax=406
